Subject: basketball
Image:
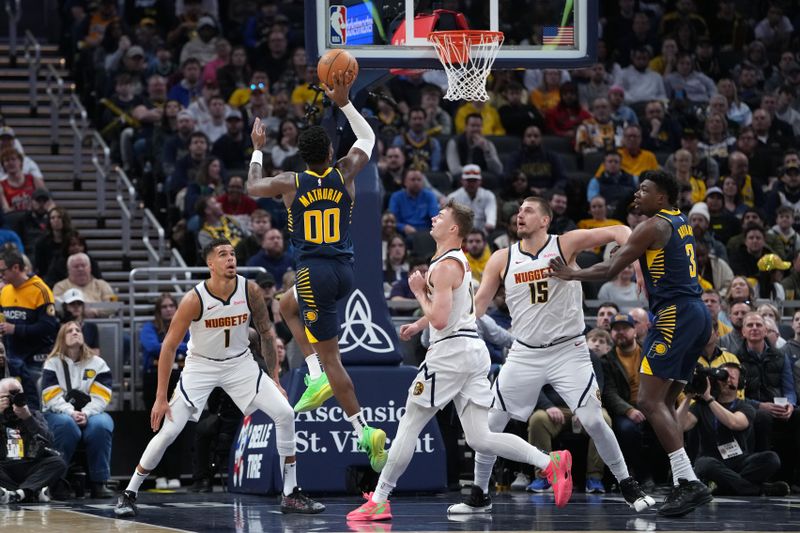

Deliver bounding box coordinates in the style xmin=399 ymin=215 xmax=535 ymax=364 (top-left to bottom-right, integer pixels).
xmin=317 ymin=49 xmax=359 ymax=88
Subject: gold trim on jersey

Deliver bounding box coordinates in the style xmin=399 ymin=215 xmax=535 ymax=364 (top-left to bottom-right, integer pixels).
xmin=305 ymin=167 xmax=334 ymax=179
xmin=654 ymin=304 xmax=677 ymax=347
xmin=287 ymin=205 xmax=294 ymax=232
xmin=296 ymin=267 xmax=316 ymax=307
xmin=658 ymin=208 xmax=682 ymax=216
xmin=645 ymin=248 xmax=665 ymax=283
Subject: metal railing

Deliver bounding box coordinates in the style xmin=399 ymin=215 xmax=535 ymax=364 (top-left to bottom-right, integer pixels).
xmin=69 ymin=93 xmax=88 ymax=182
xmin=23 ymin=30 xmax=40 ymax=116
xmin=44 ymin=64 xmax=64 ymax=154
xmin=127 ymin=266 xmax=266 ymax=409
xmin=142 ymin=208 xmax=166 ymax=268
xmin=90 ymin=130 xmax=111 ymax=222
xmin=115 ymin=167 xmax=137 ymax=267
xmin=5 ymin=0 xmax=21 ymax=66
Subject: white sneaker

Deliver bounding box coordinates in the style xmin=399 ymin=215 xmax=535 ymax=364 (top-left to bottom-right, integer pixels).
xmin=0 ymin=487 xmax=12 ymax=504
xmin=38 ymin=487 xmax=50 ymax=503
xmin=155 ymin=477 xmax=168 ymax=490
xmin=510 ymin=472 xmax=531 ymax=491
xmin=167 ymin=478 xmax=181 ymax=489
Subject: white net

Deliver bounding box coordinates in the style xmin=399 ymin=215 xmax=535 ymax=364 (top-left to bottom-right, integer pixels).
xmin=428 ymin=31 xmax=504 ymax=102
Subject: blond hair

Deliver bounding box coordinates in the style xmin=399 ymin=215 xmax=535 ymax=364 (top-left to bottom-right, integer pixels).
xmin=47 ymin=321 xmax=97 ymax=363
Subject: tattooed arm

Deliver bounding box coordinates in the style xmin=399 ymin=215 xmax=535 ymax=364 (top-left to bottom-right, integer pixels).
xmin=247 ymin=281 xmax=279 ymax=380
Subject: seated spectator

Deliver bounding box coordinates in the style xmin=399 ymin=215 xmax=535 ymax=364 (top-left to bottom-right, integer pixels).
xmin=195 ymin=196 xmax=246 ymax=251
xmin=720 ymin=296 xmax=752 ymax=356
xmin=380 ymin=212 xmax=398 ymax=263
xmin=179 ymin=15 xmax=218 ymax=66
xmin=782 ymin=309 xmax=800 ymax=360
xmin=139 ymin=293 xmax=187 ymax=490
xmin=59 ymin=288 xmax=99 ymax=349
xmin=419 ymin=84 xmax=452 ymax=136
xmin=202 ymin=37 xmax=230 ymax=86
xmin=592 ymin=302 xmax=619 ymax=331
xmin=445 ymin=113 xmax=503 ymax=178
xmin=594 ymin=125 xmax=659 ymax=180
xmin=388 ymin=258 xmax=428 ymax=311
xmin=729 ymin=225 xmax=775 ymax=278
xmin=775 ymin=85 xmax=800 ymax=137
xmin=212 ymin=108 xmax=251 ymax=173
xmin=217 ymin=46 xmax=252 ymax=102
xmin=465 ymin=229 xmax=490 ymax=282
xmin=167 ymin=58 xmax=203 ymax=108
xmin=446 ymin=165 xmax=497 ymax=234
xmin=498 ymin=171 xmax=529 ymax=217
xmin=169 ymin=131 xmax=211 ymax=197
xmin=762 ymin=315 xmax=787 ymax=351
xmin=529 ymin=69 xmax=562 ymax=114
xmin=218 ymin=176 xmax=258 ymax=232
xmin=665 ymin=127 xmax=720 ymax=185
xmin=673 ymin=149 xmax=706 ymax=205
xmin=0 ymin=377 xmax=66 ymax=503
xmin=615 ymin=46 xmax=667 ymax=104
xmin=688 ymin=202 xmax=728 ymax=261
xmin=607 ymin=85 xmax=638 ymax=130
xmin=597 ymin=263 xmax=648 ymax=312
xmin=271 ymin=119 xmax=299 ymax=169
xmin=161 ymin=110 xmax=197 ymax=179
xmin=701 ymin=289 xmax=733 ymax=337
xmin=544 ymin=82 xmax=591 ymax=139
xmin=717 ymin=78 xmax=752 ymax=127
xmin=548 ymin=188 xmax=577 ymax=235
xmin=649 ymin=38 xmax=678 ymax=76
xmin=0 ymin=149 xmax=46 ymax=214
xmin=603 ymin=313 xmax=652 ymax=485
xmin=578 ymin=196 xmax=624 ymax=252
xmin=246 ymin=229 xmax=293 ymax=290
xmin=392 ymin=107 xmax=441 ymax=173
xmin=506 ymin=125 xmax=566 ymax=195
xmin=388 ymin=169 xmax=439 ymax=237
xmin=98 ymin=74 xmax=143 ymax=154
xmin=196 ymin=95 xmax=229 ymax=144
xmin=41 ymin=322 xmax=114 ymax=498
xmin=705 ymin=187 xmax=741 ymax=245
xmin=183 ymin=156 xmax=224 ymax=217
xmin=578 ymin=63 xmax=611 ymax=108
xmin=493 ymin=212 xmax=519 ymax=250
xmin=587 ymin=152 xmax=637 ymax=213
xmin=754 ymin=254 xmax=788 ymax=301
xmin=0 ymin=127 xmax=43 ymax=182
xmin=13 ymin=189 xmax=52 ymax=255
xmin=499 ymin=81 xmax=544 ymax=138
xmin=700 ymin=113 xmax=737 ymax=172
xmin=735 ymin=312 xmax=800 ymax=486
xmin=383 ymin=235 xmax=409 ymax=291
xmin=679 ymin=361 xmax=789 ymax=496
xmin=44 ymin=232 xmax=103 ymax=288
xmin=189 ymin=82 xmax=222 ymax=127
xmin=575 ymin=98 xmax=616 ymax=155
xmin=781 ymin=251 xmax=800 ymax=300
xmin=664 ymin=52 xmax=717 ymax=107
xmin=52 ymin=253 xmax=117 ymax=318
xmin=694 ymin=241 xmax=734 ymax=295
xmin=373 ymin=93 xmax=404 ymax=148
xmin=765 ymin=164 xmax=800 ymax=228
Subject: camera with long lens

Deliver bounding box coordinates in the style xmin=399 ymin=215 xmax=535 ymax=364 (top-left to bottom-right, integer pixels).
xmin=685 ymin=365 xmax=729 ymax=395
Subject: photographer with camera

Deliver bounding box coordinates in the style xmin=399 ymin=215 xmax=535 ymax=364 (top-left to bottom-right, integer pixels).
xmin=40 ymin=322 xmax=115 ymax=498
xmin=0 ymin=377 xmax=66 ymax=503
xmin=677 ymin=361 xmax=789 ymax=496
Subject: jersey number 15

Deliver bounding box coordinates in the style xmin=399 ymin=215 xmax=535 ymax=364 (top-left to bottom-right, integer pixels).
xmin=529 ymin=280 xmax=549 ymax=304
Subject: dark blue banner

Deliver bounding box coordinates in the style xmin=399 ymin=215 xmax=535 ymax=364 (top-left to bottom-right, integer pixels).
xmin=228 ymin=366 xmax=446 ymax=494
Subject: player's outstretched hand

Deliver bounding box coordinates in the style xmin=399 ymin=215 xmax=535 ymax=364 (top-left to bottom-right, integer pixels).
xmin=323 ymin=70 xmax=355 ymax=108
xmin=150 ymin=397 xmax=173 ymax=432
xmin=251 ymin=117 xmax=267 ymax=151
xmin=548 ymin=257 xmax=575 ymax=280
xmin=399 ymin=322 xmax=421 ymax=341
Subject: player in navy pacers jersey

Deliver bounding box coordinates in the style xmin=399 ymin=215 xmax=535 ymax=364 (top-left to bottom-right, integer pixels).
xmin=550 ymin=169 xmax=713 ymax=518
xmin=247 ymin=70 xmax=388 ymax=472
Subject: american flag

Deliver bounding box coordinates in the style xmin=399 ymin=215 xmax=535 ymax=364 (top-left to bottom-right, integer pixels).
xmin=543 ymin=26 xmax=574 ymax=46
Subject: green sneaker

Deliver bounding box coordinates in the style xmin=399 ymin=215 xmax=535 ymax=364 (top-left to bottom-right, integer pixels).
xmin=358 ymin=426 xmax=388 ymax=472
xmin=293 ymin=373 xmax=334 ymax=413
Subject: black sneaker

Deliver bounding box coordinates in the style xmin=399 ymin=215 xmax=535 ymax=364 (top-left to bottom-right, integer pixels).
xmin=658 ymin=479 xmax=712 ymax=517
xmin=620 ymin=477 xmax=656 ymax=512
xmin=280 ymin=487 xmax=325 ymax=514
xmin=114 ymin=490 xmax=138 ymax=518
xmin=447 ymin=485 xmax=492 ymax=514
xmin=189 ymin=478 xmax=213 ymax=493
xmin=761 ymin=481 xmax=791 ymax=497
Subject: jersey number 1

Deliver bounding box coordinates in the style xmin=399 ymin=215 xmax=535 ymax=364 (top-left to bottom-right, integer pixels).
xmin=529 ymin=280 xmax=548 ymax=303
xmin=685 ymin=243 xmax=697 ymax=278
xmin=224 ymin=329 xmax=230 ymax=348
xmin=304 ymin=208 xmax=341 ymax=244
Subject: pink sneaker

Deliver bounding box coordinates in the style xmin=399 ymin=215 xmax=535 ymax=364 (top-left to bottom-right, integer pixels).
xmin=542 ymin=450 xmax=573 ymax=508
xmin=346 ymin=492 xmax=393 ymax=521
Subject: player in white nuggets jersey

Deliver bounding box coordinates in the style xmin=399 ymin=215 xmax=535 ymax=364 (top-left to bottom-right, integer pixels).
xmin=347 ymin=201 xmax=573 ymax=522
xmin=116 ymin=238 xmax=323 ymax=518
xmin=456 ymin=196 xmax=655 ymax=513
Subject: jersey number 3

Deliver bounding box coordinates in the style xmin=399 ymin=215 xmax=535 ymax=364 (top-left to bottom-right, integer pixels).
xmin=304 ymin=208 xmax=341 ymax=244
xmin=528 ymin=280 xmax=548 ymax=304
xmin=685 ymin=243 xmax=697 ymax=278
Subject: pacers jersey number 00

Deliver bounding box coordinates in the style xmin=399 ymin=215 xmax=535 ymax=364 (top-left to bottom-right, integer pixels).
xmin=289 ymin=167 xmax=354 ymax=261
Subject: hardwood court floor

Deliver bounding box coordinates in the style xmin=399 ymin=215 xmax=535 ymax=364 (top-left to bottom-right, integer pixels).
xmin=4 ymin=489 xmax=800 ymax=532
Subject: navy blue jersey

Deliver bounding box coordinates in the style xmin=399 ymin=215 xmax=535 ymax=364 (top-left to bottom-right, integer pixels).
xmin=639 ymin=208 xmax=703 ymax=312
xmin=288 ymin=167 xmax=354 ymax=261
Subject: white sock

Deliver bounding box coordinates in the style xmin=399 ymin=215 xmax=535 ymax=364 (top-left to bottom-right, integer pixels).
xmin=473 ymin=455 xmax=495 ymax=494
xmin=668 ymin=448 xmax=697 ymax=486
xmin=371 ymin=478 xmax=395 ymax=503
xmin=282 ymin=461 xmax=297 ymax=496
xmin=305 ymin=353 xmax=323 ymax=379
xmin=346 ymin=410 xmax=367 ymax=439
xmin=607 ymin=457 xmax=630 ymax=483
xmin=125 ymin=468 xmax=148 ymax=494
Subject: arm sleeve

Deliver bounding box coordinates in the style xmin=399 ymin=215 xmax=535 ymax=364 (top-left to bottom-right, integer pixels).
xmin=484 ymin=190 xmax=497 ymax=228
xmin=446 ymin=138 xmax=462 ymax=175
xmin=340 ymin=102 xmax=375 ymax=157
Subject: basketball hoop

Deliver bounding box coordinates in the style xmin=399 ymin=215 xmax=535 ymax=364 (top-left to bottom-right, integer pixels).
xmin=428 ymin=30 xmax=504 ymax=102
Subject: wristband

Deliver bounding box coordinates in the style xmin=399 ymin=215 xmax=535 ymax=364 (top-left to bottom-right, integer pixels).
xmin=250 ymin=151 xmax=263 ymax=166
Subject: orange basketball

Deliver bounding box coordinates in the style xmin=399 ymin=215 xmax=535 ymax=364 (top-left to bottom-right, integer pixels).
xmin=317 ymin=49 xmax=359 ymax=88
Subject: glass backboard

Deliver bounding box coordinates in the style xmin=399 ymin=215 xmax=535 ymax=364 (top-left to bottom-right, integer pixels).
xmin=305 ymin=0 xmax=597 ymax=70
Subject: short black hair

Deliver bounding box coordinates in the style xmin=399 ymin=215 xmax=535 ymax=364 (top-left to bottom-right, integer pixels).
xmin=641 ymin=169 xmax=678 ymax=205
xmin=298 ymin=126 xmax=331 ymax=165
xmin=465 ymin=113 xmax=482 ymax=124
xmin=202 ymin=237 xmax=232 ymax=260
xmin=598 ymin=301 xmax=620 ymax=313
xmin=0 ymin=249 xmax=24 ymax=270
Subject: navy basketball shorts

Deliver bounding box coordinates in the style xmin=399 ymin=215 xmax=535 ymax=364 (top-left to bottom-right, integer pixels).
xmin=294 ymin=257 xmax=354 ymax=342
xmin=641 ymin=298 xmax=712 ymax=382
